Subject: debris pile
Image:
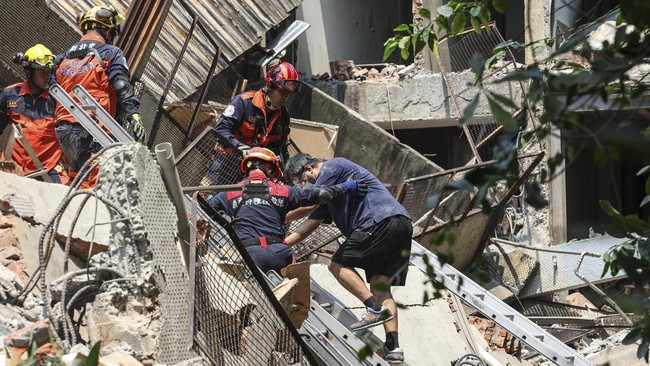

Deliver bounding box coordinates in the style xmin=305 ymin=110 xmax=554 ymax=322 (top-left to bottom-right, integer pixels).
xmin=0 ymin=144 xmax=192 ymax=365
xmin=314 ymin=60 xmax=416 ymax=81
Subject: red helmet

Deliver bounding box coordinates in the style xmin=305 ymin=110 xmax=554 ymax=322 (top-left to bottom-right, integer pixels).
xmin=264 ymin=62 xmax=300 ymax=94
xmin=240 ymin=147 xmax=282 ymax=180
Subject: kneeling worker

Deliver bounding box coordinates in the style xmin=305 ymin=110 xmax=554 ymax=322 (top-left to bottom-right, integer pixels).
xmin=208 ymin=147 xmax=366 ymax=274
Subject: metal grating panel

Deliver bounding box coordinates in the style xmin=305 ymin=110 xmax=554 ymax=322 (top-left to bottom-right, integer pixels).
xmin=176 ymin=128 xmax=244 ymax=188
xmin=139 ymin=145 xmax=192 ymax=363
xmin=437 ymin=23 xmax=525 ymax=162
xmin=519 ymin=235 xmax=629 ymax=298
xmin=192 ymin=198 xmax=316 ymax=365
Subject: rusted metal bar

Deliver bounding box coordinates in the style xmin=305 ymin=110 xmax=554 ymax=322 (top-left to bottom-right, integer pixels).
xmin=147 ymin=16 xmax=198 ymax=146
xmin=187 ymin=47 xmax=222 ymax=138
xmin=473 ymin=151 xmax=545 ymax=259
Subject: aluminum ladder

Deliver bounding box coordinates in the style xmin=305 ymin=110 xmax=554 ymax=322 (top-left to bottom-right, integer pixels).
xmin=49 ymin=84 xmax=133 ymax=146
xmin=409 ymin=241 xmax=592 ymax=366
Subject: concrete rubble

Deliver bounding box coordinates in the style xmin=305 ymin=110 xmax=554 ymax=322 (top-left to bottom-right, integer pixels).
xmin=0 ymin=153 xmax=643 ymax=366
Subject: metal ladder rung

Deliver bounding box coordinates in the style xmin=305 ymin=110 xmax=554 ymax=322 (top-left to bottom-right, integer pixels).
xmin=410 ymin=241 xmax=592 ymax=366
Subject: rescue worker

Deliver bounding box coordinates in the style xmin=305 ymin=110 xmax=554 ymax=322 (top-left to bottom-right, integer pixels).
xmin=53 ymin=4 xmax=145 ymax=186
xmin=285 ymin=153 xmax=412 ymax=364
xmin=0 ymin=44 xmax=69 ymax=184
xmin=203 ymin=61 xmax=299 ymax=186
xmin=208 ymin=147 xmax=366 ymax=274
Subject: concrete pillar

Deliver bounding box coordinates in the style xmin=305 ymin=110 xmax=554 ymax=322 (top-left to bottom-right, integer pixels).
xmin=524 ymin=0 xmax=552 ymax=63
xmin=549 ymin=128 xmax=567 ymax=244
xmin=417 ymin=0 xmax=448 ymax=73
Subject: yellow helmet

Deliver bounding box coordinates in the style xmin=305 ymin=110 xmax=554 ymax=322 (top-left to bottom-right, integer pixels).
xmin=77 ymin=5 xmax=124 ymax=34
xmin=14 ymin=44 xmax=55 ymax=69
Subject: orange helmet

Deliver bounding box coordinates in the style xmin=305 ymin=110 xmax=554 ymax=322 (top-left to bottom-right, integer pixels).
xmin=264 ymin=62 xmax=300 ymax=94
xmin=240 ymin=147 xmax=282 ymax=180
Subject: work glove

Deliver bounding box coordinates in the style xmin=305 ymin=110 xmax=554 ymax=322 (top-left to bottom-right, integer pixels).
xmin=0 ymin=265 xmax=23 ymax=301
xmin=344 ymin=179 xmax=368 ymax=196
xmin=311 ymin=179 xmax=367 ymax=204
xmin=123 ymin=113 xmax=147 ymax=143
xmin=237 ymin=144 xmax=251 ymax=156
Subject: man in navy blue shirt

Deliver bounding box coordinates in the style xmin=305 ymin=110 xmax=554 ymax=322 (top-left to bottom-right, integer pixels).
xmin=208 ymin=148 xmax=365 ymax=274
xmin=285 ymin=153 xmax=412 ymax=364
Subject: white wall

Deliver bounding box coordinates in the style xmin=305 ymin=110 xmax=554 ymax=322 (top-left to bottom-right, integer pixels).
xmin=295 ymin=0 xmax=403 ymax=77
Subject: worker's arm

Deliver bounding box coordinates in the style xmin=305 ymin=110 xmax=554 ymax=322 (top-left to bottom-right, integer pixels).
xmin=285 ymin=205 xmax=317 ymax=224
xmin=106 ymin=49 xmax=140 ymax=120
xmin=288 ymin=180 xmax=367 ymax=209
xmin=214 ymin=96 xmax=247 ymax=149
xmin=286 ymin=218 xmax=323 ymax=247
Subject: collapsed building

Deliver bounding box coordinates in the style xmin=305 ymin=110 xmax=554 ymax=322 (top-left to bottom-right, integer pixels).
xmin=1 ymin=0 xmax=648 ymax=365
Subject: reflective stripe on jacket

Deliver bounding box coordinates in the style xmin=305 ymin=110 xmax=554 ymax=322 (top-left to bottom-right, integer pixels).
xmin=214 ymin=89 xmax=290 ymax=160
xmin=53 ymin=33 xmax=139 ymax=124
xmin=0 ymin=81 xmax=63 ymax=172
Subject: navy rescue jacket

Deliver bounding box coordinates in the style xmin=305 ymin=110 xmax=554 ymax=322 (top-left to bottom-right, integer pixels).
xmin=213 ymin=89 xmax=290 ymax=163
xmin=208 ymin=170 xmax=315 ymax=243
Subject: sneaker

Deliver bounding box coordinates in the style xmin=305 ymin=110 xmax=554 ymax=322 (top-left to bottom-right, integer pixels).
xmin=349 ymin=306 xmax=393 ymax=331
xmin=377 ymin=345 xmax=404 ymax=364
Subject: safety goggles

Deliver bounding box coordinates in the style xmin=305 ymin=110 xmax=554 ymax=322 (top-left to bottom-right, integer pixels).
xmin=31 ymin=54 xmax=55 ymax=68
xmin=272 ymin=79 xmax=301 ymax=94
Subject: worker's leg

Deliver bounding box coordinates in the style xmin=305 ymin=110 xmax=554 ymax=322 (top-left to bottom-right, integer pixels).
xmin=328 ymin=261 xmax=372 ymax=302
xmin=370 ymin=274 xmax=397 ymax=333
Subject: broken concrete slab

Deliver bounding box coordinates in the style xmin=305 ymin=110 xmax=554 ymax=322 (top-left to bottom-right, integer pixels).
xmin=0 ymin=171 xmax=112 ymax=265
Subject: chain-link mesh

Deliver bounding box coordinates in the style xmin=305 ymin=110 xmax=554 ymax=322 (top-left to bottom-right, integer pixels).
xmin=437 ymin=23 xmax=525 ymax=162
xmin=175 ymin=128 xmax=244 ymax=188
xmin=192 ymin=198 xmax=316 ymax=365
xmin=288 ymin=219 xmax=342 ymax=261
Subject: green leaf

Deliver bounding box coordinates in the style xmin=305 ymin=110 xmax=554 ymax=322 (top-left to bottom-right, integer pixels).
xmin=451 ymin=13 xmax=466 ymax=35
xmin=398 ymin=35 xmax=411 ymax=49
xmin=399 ymin=36 xmax=411 ymax=60
xmin=460 ymin=94 xmax=480 ymax=125
xmin=383 ymin=39 xmax=398 ymax=62
xmin=493 ymin=0 xmax=507 ymax=14
xmin=487 ymin=91 xmax=517 ymax=110
xmin=86 ymin=341 xmax=101 ymax=366
xmin=437 ymin=5 xmax=454 ymax=18
xmin=487 ymin=96 xmax=517 ymax=130
xmin=600 ymin=200 xmax=622 ymax=218
xmin=401 ymin=46 xmax=410 ymax=60
xmin=448 ymin=178 xmax=476 ymax=193
xmin=469 ymin=53 xmax=486 ymax=78
xmin=432 ymin=38 xmax=440 ymax=56
xmin=470 ymin=6 xmax=481 ymax=17
xmin=393 ymin=24 xmax=410 ymax=32
xmin=470 ymin=17 xmax=482 ymax=33
xmin=646 ymin=176 xmax=650 ymax=195
xmin=419 ymin=8 xmax=432 ymax=20
xmin=479 ymin=6 xmax=491 ymax=25
xmin=637 ymin=165 xmax=650 ymax=176
xmin=637 ymin=340 xmax=649 ymax=360
xmin=640 ymin=195 xmax=650 ymax=208
xmin=357 ymin=345 xmax=372 ymax=362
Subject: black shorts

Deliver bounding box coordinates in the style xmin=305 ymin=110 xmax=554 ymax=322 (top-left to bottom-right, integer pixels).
xmin=332 ymin=215 xmax=412 ymax=286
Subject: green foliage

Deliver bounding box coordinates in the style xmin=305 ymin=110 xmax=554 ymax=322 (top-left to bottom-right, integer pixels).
xmin=383 ymin=0 xmax=650 ymax=360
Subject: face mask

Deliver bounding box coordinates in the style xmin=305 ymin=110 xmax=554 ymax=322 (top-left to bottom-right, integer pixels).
xmin=265 ymin=93 xmax=280 ymax=111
